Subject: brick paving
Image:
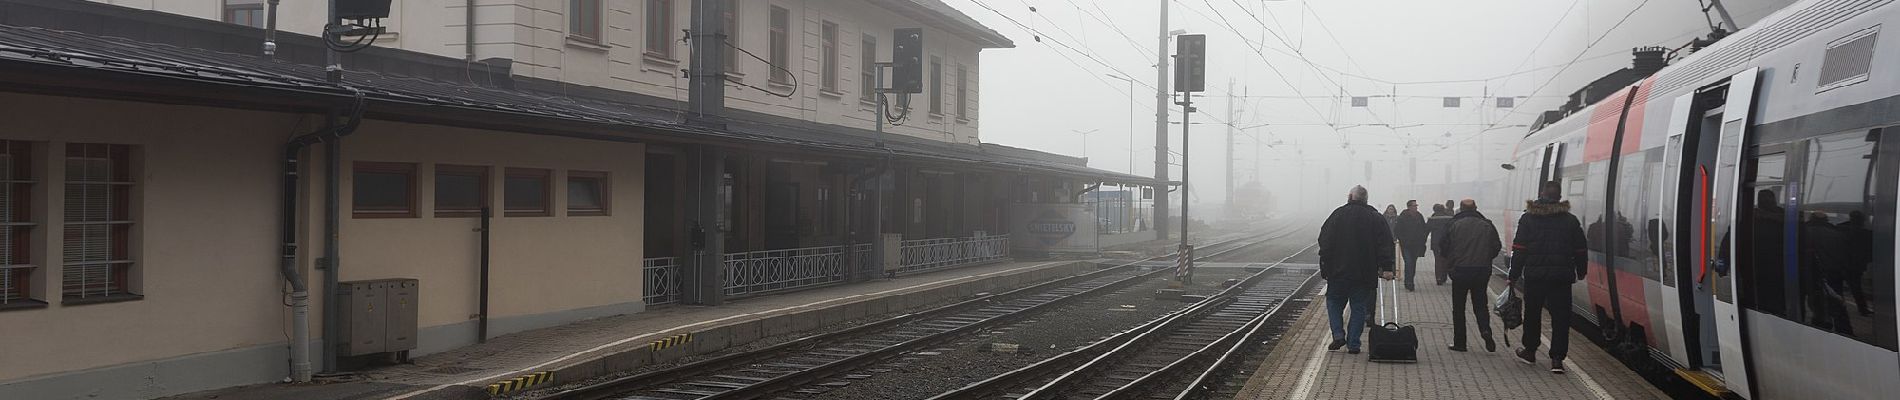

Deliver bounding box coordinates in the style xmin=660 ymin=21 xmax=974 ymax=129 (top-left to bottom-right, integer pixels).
xmin=1236 ymin=257 xmax=1669 ymax=400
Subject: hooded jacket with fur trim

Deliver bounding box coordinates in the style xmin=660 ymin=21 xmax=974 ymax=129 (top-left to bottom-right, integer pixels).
xmin=1508 ymin=199 xmax=1588 ymax=284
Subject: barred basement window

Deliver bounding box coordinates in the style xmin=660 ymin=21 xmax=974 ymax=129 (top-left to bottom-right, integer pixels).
xmin=0 ymin=140 xmax=38 ymax=309
xmin=63 ymin=143 xmax=136 ymax=302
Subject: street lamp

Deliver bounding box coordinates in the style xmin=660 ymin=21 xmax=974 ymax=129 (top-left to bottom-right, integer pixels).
xmin=1071 ymin=129 xmax=1099 ymax=161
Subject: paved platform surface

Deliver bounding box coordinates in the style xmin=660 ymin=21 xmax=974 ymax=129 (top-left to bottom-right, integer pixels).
xmin=1236 ymin=257 xmax=1670 ymax=400
xmin=162 ymin=259 xmax=1099 ymax=400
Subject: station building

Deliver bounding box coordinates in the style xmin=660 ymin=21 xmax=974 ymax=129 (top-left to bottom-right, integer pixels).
xmin=0 ymin=1 xmax=1159 ymax=398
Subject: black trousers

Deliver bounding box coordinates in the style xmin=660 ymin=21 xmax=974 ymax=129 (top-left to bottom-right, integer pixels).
xmin=1451 ymin=278 xmax=1492 ymax=348
xmin=1521 ymin=280 xmax=1573 ymax=361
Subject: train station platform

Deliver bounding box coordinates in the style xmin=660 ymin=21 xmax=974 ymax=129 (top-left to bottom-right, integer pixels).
xmin=163 ymin=258 xmax=1118 ymax=400
xmin=1235 ymin=261 xmax=1671 ymax=400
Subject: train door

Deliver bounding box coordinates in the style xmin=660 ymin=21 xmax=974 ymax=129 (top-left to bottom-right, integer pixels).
xmin=1709 ymin=68 xmax=1762 ymax=398
xmin=1657 ymin=95 xmax=1693 ymax=365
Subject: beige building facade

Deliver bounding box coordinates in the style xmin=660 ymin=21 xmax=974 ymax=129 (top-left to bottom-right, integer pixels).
xmin=0 ymin=2 xmax=1130 ymax=400
xmin=0 ymin=90 xmax=649 ymax=399
xmin=92 ymin=0 xmax=995 ymax=143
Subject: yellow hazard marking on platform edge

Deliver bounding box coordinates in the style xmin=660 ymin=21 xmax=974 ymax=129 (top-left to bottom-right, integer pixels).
xmin=483 ymin=371 xmax=553 ymax=397
xmin=648 ymin=333 xmax=693 ymax=351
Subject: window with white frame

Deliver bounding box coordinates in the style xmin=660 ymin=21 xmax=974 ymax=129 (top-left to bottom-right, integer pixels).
xmin=222 ymin=0 xmax=265 ymax=28
xmin=929 ymin=55 xmax=942 ymax=114
xmin=860 ymin=34 xmax=878 ymax=103
xmin=821 ymin=21 xmax=839 ymax=92
xmin=721 ymin=0 xmax=738 ymax=73
xmin=0 ymin=141 xmax=36 ymax=308
xmin=62 ymin=143 xmax=135 ymax=301
xmin=646 ymin=0 xmax=675 ymax=58
xmin=956 ymin=64 xmax=969 ymax=119
xmin=570 ymin=0 xmax=603 ymax=43
xmin=769 ymin=6 xmax=790 ymax=84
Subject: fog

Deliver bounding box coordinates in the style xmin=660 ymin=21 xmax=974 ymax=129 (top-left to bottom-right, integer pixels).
xmin=953 ymin=0 xmax=1794 ymax=219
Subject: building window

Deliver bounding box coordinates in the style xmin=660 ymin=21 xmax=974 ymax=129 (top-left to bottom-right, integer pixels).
xmin=646 ymin=0 xmax=674 ymax=58
xmin=721 ymin=0 xmax=737 ymax=73
xmin=769 ymin=6 xmax=790 ymax=84
xmin=353 ymin=162 xmax=417 ymax=218
xmin=0 ymin=141 xmax=35 ymax=308
xmin=567 ymin=171 xmax=610 ymax=216
xmin=570 ymin=0 xmax=603 ymax=43
xmin=504 ymin=168 xmax=552 ymax=217
xmin=62 ymin=144 xmax=135 ymax=301
xmin=956 ymin=64 xmax=969 ymax=119
xmin=861 ymin=34 xmax=878 ymax=103
xmin=222 ymin=0 xmax=265 ymax=28
xmin=821 ymin=21 xmax=839 ymax=92
xmin=434 ymin=165 xmax=488 ymax=218
xmin=929 ymin=56 xmax=943 ymax=114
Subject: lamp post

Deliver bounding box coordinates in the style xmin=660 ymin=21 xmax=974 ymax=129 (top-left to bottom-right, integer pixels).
xmin=1071 ymin=129 xmax=1099 ymax=161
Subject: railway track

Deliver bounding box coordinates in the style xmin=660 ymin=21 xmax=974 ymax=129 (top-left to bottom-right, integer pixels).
xmin=537 ymin=224 xmax=1308 ymax=400
xmin=927 ymin=243 xmax=1318 ymax=400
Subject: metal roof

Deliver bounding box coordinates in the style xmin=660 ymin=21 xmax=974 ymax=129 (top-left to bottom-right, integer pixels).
xmin=0 ymin=23 xmax=1146 ymax=184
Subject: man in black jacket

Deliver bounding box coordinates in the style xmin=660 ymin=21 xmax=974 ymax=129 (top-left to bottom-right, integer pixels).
xmin=1508 ymin=181 xmax=1588 ymax=374
xmin=1318 ymin=185 xmax=1397 ymax=354
xmin=1443 ymin=199 xmax=1500 ymax=352
xmin=1427 ymin=204 xmax=1455 ymax=286
xmin=1395 ymin=200 xmax=1429 ymax=291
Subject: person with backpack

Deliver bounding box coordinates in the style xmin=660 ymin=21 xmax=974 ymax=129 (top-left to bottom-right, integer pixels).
xmin=1318 ymin=185 xmax=1398 ymax=355
xmin=1442 ymin=199 xmax=1500 ymax=352
xmin=1508 ymin=181 xmax=1587 ymax=374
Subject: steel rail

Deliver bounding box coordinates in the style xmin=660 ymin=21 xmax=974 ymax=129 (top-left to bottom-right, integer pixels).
xmin=1106 ymin=263 xmax=1320 ymax=400
xmin=927 ymin=241 xmax=1315 ymax=400
xmin=540 ymin=224 xmax=1304 ymax=400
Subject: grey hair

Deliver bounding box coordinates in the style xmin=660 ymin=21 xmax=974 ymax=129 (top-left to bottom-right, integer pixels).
xmin=1459 ymin=198 xmax=1478 ymax=212
xmin=1348 ymin=185 xmax=1368 ymax=202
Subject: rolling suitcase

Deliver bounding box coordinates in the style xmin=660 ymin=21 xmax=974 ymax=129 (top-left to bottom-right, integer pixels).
xmin=1367 ymin=280 xmax=1419 ymax=363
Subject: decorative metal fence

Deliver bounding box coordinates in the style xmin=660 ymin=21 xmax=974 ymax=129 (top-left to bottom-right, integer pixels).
xmin=895 ymin=234 xmax=1011 ymax=275
xmin=722 ymin=244 xmax=869 ymax=298
xmin=643 ymin=257 xmax=682 ymax=305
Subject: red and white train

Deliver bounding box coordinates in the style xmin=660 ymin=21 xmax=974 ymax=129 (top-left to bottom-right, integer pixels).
xmin=1477 ymin=0 xmax=1899 ymax=398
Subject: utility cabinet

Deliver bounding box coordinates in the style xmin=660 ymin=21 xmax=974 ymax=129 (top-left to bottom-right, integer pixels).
xmin=337 ymin=278 xmax=419 ymax=357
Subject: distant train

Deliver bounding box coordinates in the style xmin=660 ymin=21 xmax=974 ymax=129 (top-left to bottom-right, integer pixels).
xmin=1479 ymin=0 xmax=1898 ymax=398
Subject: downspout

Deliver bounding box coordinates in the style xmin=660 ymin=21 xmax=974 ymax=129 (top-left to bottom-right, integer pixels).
xmin=464 ymin=0 xmax=475 ymax=61
xmin=263 ymin=0 xmax=280 ymax=57
xmin=281 ymin=88 xmax=364 ymax=381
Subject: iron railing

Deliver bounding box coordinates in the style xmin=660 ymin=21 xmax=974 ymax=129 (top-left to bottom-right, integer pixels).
xmin=895 ymin=234 xmax=1010 ymax=275
xmin=643 ymin=257 xmax=682 ymax=305
xmin=722 ymin=244 xmax=869 ymax=297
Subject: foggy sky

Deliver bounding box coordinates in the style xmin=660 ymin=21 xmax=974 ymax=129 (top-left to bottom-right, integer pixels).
xmin=948 ymin=0 xmax=1794 ymax=213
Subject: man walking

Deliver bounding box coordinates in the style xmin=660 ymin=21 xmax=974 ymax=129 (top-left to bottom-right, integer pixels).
xmin=1443 ymin=199 xmax=1500 ymax=352
xmin=1395 ymin=200 xmax=1429 ymax=291
xmin=1319 ymin=185 xmax=1397 ymax=354
xmin=1427 ymin=203 xmax=1455 ymax=286
xmin=1509 ymin=181 xmax=1588 ymax=374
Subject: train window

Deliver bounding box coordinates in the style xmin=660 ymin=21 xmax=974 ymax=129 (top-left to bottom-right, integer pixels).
xmin=1797 ymin=129 xmax=1895 ymax=349
xmin=1743 ymin=182 xmax=1789 ymax=317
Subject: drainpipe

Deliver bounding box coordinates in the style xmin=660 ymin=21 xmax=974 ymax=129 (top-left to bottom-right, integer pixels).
xmin=263 ymin=0 xmax=280 ymax=57
xmin=281 ymin=88 xmax=364 ymax=381
xmin=463 ymin=0 xmax=475 ymax=62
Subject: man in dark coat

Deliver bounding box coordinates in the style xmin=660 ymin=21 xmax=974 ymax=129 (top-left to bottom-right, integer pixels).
xmin=1318 ymin=185 xmax=1397 ymax=354
xmin=1443 ymin=199 xmax=1500 ymax=352
xmin=1395 ymin=200 xmax=1429 ymax=291
xmin=1509 ymin=181 xmax=1587 ymax=374
xmin=1426 ymin=204 xmax=1455 ymax=285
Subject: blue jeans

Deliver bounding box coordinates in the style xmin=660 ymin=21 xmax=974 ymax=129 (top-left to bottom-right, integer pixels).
xmin=1326 ymin=284 xmax=1375 ymax=350
xmin=1403 ymin=256 xmax=1419 ymax=288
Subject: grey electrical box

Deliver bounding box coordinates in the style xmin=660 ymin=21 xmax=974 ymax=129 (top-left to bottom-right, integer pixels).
xmin=337 ymin=278 xmax=419 ymax=357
